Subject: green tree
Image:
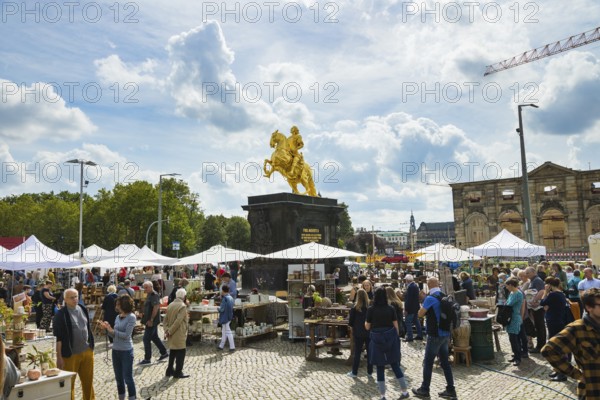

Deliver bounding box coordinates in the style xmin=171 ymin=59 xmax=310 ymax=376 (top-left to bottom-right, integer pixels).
xmin=225 ymin=216 xmax=250 ymax=250
xmin=337 ymin=202 xmax=353 ymax=248
xmin=200 ymin=215 xmax=227 ymax=250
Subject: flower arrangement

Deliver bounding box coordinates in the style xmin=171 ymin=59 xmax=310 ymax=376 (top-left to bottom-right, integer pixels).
xmin=187 ymin=290 xmax=203 ymax=304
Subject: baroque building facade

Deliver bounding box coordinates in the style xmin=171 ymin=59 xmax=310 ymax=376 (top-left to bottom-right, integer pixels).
xmin=450 ymin=162 xmax=600 ymax=252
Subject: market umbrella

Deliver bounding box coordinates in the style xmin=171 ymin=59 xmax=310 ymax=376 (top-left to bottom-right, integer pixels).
xmin=416 ymin=244 xmax=481 ymax=262
xmin=0 ymin=235 xmax=81 ymax=271
xmin=262 ymin=242 xmax=364 ymax=260
xmin=172 ymin=244 xmax=261 ymax=266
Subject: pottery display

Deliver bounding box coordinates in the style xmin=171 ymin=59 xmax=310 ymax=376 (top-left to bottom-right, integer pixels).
xmin=452 ymin=318 xmax=471 ymax=347
xmin=27 ymin=369 xmax=41 ymax=381
xmin=468 ymin=308 xmax=489 ymax=318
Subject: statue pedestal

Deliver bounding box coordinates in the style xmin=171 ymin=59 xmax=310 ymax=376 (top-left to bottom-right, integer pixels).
xmin=241 ymin=193 xmax=344 ymax=291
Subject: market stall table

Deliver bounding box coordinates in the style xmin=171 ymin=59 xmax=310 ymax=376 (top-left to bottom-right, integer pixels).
xmin=7 ymin=370 xmax=76 ymax=400
xmin=305 ymin=318 xmax=353 ymax=363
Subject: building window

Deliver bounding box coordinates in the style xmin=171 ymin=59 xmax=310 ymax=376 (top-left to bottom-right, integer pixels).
xmin=502 ymin=189 xmax=515 ymax=200
xmin=544 ymin=185 xmax=558 ymax=196
xmin=592 ymin=182 xmax=600 ymax=194
xmin=467 ymin=191 xmax=481 ymax=203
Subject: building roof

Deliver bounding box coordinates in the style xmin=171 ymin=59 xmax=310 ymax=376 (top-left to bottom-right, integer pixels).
xmin=449 ymin=161 xmax=600 ymax=188
xmin=417 ymin=222 xmax=455 ymax=231
xmin=0 ymin=237 xmax=27 ymax=250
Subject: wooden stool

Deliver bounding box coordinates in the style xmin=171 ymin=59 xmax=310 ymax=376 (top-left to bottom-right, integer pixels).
xmin=452 ymin=346 xmax=472 ymax=367
xmin=492 ymin=324 xmax=502 ymax=352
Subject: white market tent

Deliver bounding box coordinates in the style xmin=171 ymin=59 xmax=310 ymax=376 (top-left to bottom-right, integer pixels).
xmin=411 ymin=243 xmax=445 ymax=255
xmin=69 ymin=244 xmax=110 ymax=263
xmin=416 ymin=243 xmax=481 ymax=262
xmin=467 ymin=229 xmax=546 ymax=258
xmin=172 ymin=244 xmax=261 ymax=266
xmin=104 ymin=244 xmax=141 ymax=260
xmin=589 ymin=233 xmax=600 ymax=265
xmin=263 ymin=242 xmax=364 ymax=260
xmin=0 ymin=235 xmax=81 ymax=271
xmin=67 ymin=244 xmax=177 ymax=270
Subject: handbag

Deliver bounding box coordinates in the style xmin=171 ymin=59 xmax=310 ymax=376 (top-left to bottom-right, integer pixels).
xmin=523 ymin=317 xmax=537 ymax=337
xmin=496 ymin=304 xmax=513 ymax=326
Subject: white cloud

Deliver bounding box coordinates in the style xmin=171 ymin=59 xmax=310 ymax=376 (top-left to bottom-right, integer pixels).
xmin=0 ymin=79 xmax=96 ymax=143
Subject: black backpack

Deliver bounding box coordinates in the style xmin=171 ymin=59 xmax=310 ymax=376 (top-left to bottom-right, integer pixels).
xmin=433 ymin=292 xmax=461 ymax=331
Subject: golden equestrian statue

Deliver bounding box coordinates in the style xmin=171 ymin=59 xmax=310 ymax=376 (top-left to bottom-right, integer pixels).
xmin=264 ymin=126 xmax=317 ymax=196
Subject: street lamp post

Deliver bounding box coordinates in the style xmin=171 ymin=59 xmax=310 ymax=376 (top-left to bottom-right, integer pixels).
xmin=66 ymin=159 xmax=97 ymax=258
xmin=157 ymin=173 xmax=180 ymax=255
xmin=517 ymin=103 xmax=539 ymax=244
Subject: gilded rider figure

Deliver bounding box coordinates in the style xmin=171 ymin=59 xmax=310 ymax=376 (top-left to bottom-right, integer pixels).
xmin=288 ymin=126 xmax=304 ymax=179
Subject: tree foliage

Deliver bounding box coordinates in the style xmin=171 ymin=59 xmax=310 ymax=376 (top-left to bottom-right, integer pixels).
xmin=0 ymin=180 xmax=252 ymax=257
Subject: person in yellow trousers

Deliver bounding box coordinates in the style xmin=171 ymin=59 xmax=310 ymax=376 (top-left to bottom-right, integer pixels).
xmin=53 ymin=288 xmax=95 ymax=400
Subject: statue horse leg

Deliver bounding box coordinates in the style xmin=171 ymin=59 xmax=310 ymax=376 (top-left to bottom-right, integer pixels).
xmin=301 ymin=165 xmax=317 ymax=196
xmin=263 ymin=159 xmax=274 ymax=178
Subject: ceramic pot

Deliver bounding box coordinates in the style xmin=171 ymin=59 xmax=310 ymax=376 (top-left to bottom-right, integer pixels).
xmin=27 ymin=369 xmax=41 ymax=381
xmin=452 ymin=319 xmax=471 ymax=348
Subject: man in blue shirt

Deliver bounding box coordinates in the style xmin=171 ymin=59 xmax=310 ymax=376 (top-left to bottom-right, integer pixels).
xmin=412 ymin=277 xmax=457 ymax=400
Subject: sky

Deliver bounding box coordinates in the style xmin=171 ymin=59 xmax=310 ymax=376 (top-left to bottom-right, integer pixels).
xmin=1 ymin=0 xmax=600 ymax=232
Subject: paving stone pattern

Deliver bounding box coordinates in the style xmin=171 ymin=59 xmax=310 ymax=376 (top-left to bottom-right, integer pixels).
xmin=80 ymin=327 xmax=579 ymax=400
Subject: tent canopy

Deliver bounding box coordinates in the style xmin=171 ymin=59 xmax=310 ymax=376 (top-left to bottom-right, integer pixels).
xmin=467 ymin=229 xmax=546 ymax=257
xmin=67 ymin=244 xmax=177 ymax=270
xmin=173 ymin=245 xmax=260 ymax=266
xmin=104 ymin=244 xmax=141 ymax=260
xmin=415 ymin=243 xmax=481 ymax=262
xmin=0 ymin=235 xmax=81 ymax=271
xmin=263 ymin=242 xmax=364 ymax=260
xmin=69 ymin=244 xmax=110 ymax=263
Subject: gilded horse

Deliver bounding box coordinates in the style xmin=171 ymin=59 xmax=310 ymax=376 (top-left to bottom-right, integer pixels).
xmin=263 ymin=130 xmax=317 ymax=196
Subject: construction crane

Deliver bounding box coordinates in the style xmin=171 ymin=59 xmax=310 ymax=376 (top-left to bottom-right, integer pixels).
xmin=484 ymin=26 xmax=600 ymax=76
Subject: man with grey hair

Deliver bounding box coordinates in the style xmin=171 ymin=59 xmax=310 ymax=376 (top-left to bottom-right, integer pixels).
xmin=578 ymin=268 xmax=600 ymax=297
xmin=139 ymin=281 xmax=168 ymax=365
xmin=164 ymin=288 xmax=189 ymax=378
xmin=403 ymin=274 xmax=423 ymax=342
xmin=53 ymin=288 xmax=95 ymax=400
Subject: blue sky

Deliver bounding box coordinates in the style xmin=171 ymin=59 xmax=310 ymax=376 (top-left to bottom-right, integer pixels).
xmin=1 ymin=0 xmax=600 ymax=231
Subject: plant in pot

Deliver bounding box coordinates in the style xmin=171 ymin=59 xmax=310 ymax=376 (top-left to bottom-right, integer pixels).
xmin=25 ymin=350 xmax=42 ymax=380
xmin=188 ymin=290 xmax=202 ymax=305
xmin=37 ymin=346 xmax=56 ymax=375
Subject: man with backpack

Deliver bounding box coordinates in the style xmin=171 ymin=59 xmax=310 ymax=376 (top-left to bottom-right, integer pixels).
xmin=412 ymin=277 xmax=457 ymax=400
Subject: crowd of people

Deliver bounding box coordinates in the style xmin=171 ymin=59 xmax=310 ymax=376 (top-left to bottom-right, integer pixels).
xmin=344 ymin=259 xmax=600 ymax=400
xmin=347 ymin=274 xmax=457 ymax=400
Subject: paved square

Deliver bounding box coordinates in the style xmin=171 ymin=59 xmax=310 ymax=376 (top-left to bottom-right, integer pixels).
xmin=78 ymin=327 xmax=579 ymax=400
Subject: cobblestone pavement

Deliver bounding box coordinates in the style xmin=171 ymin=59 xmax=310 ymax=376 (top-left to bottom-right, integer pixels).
xmin=79 ymin=327 xmax=579 ymax=400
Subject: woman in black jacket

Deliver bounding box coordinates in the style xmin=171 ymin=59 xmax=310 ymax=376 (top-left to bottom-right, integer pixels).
xmin=366 ymin=287 xmax=409 ymax=400
xmin=347 ymin=289 xmax=373 ymax=378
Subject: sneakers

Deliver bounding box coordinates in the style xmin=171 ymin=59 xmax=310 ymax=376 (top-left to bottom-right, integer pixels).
xmin=346 ymin=372 xmax=358 ymax=378
xmin=158 ymin=353 xmax=169 ymax=361
xmin=216 ymin=346 xmax=223 ymax=351
xmin=411 ymin=388 xmax=430 ymax=398
xmin=138 ymin=359 xmax=151 ymax=366
xmin=438 ymin=389 xmax=458 ymax=399
xmin=399 ymin=392 xmax=410 ymax=399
